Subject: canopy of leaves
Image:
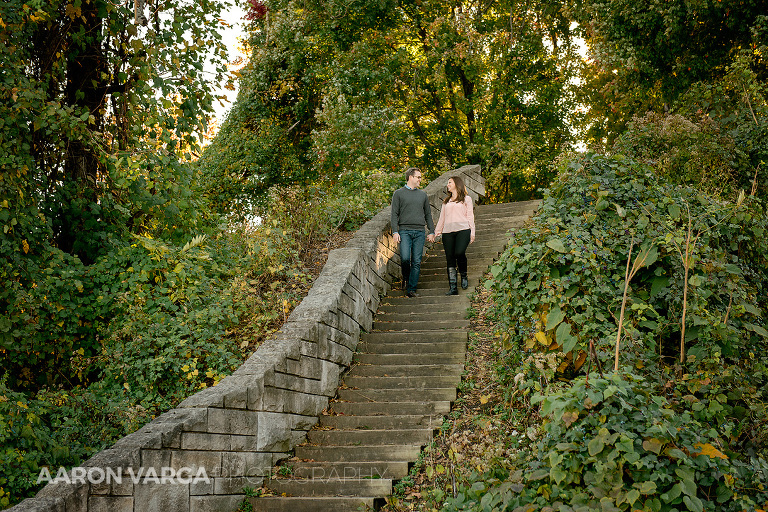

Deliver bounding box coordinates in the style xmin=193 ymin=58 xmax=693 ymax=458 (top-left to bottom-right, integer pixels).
xmin=199 ymin=0 xmax=583 ymax=208
xmin=575 ymin=3 xmax=768 ymax=146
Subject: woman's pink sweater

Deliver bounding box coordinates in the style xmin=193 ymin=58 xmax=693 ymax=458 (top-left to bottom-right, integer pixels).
xmin=435 ymin=196 xmax=475 ymax=237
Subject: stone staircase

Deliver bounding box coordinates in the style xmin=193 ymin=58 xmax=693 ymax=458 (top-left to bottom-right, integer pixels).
xmin=248 ymin=200 xmax=539 ymax=511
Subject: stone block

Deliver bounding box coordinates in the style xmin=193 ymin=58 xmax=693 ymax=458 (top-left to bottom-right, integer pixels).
xmin=190 ymin=495 xmax=245 ymax=512
xmin=133 ymin=479 xmax=189 ymax=511
xmin=299 ymin=339 xmax=319 ymax=358
xmin=318 ymin=360 xmax=343 ymax=396
xmin=190 ymin=477 xmax=214 ymax=496
xmin=5 ymin=498 xmax=65 ymax=512
xmin=33 ymin=481 xmax=87 ymax=512
xmin=156 ymin=408 xmax=209 ymax=434
xmin=141 ymin=449 xmax=172 ymax=471
xmin=230 ymin=435 xmax=259 ymax=451
xmin=251 ymin=411 xmax=290 ymax=452
xmin=283 ymin=355 xmax=322 ymax=379
xmin=205 ymin=379 xmax=249 ymax=410
xmin=84 ymin=448 xmax=141 ymax=473
xmin=111 ymin=478 xmax=134 ymax=497
xmin=181 ymin=432 xmax=231 ymax=451
xmin=220 ymin=452 xmax=272 ymax=477
xmin=177 ymin=385 xmax=226 ymax=409
xmin=88 ymin=496 xmax=133 ymax=512
xmin=110 ymin=431 xmax=162 ymax=451
xmin=328 ymin=341 xmax=354 ymax=366
xmin=207 ymin=408 xmax=259 ymax=434
xmin=272 ymin=372 xmax=320 ymax=395
xmin=261 ymin=387 xmax=328 ymax=417
xmin=171 ymin=450 xmax=223 ymax=478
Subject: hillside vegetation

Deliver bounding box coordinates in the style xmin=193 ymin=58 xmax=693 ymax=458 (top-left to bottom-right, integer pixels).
xmin=2 ymin=0 xmax=768 ymax=509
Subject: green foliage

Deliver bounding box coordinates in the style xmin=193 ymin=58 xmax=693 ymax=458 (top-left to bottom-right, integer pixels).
xmin=575 ymin=1 xmax=767 ymax=145
xmin=200 ymin=0 xmax=580 ymax=208
xmin=454 ymin=152 xmax=768 ymax=510
xmin=612 ymin=113 xmax=749 ymax=199
xmin=0 ymin=379 xmax=151 ymax=508
xmin=488 ymin=153 xmax=768 ymax=387
xmin=444 ymin=374 xmax=768 ymax=511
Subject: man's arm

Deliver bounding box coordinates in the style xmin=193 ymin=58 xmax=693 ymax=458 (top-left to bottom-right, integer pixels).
xmin=391 ymin=190 xmax=401 ymax=243
xmin=424 ymin=193 xmax=436 ymax=242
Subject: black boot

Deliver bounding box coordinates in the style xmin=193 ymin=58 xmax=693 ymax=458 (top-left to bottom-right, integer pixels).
xmin=460 ymin=270 xmax=469 ymax=290
xmin=446 ymin=267 xmax=459 ymax=295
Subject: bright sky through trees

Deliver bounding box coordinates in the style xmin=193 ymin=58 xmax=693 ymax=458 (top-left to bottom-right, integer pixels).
xmin=212 ymin=3 xmax=247 ymax=125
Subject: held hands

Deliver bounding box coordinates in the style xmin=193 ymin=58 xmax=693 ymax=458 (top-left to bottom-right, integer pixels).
xmin=427 ymin=234 xmax=436 ymax=243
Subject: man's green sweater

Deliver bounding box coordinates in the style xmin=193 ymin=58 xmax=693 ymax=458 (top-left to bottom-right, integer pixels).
xmin=391 ymin=186 xmax=435 ymax=234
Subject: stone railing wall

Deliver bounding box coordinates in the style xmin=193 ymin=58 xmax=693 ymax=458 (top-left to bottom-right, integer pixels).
xmin=11 ymin=165 xmax=484 ymax=512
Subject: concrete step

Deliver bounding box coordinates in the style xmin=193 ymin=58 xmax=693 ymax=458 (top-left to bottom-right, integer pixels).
xmin=378 ymin=295 xmax=471 ymax=307
xmin=330 ymin=400 xmax=451 ymax=416
xmin=289 ymin=460 xmax=410 ymax=479
xmin=319 ymin=414 xmax=443 ymax=430
xmin=308 ymin=428 xmax=434 ymax=446
xmin=249 ymin=496 xmax=375 ymax=512
xmin=337 ymin=387 xmax=457 ymax=403
xmin=372 ymin=319 xmax=469 ymax=331
xmin=417 ymin=266 xmax=491 ymax=277
xmin=375 ymin=302 xmax=468 ymax=315
xmin=295 ymin=444 xmax=423 ymax=462
xmin=419 ymin=257 xmax=494 ymax=274
xmin=265 ymin=477 xmax=392 ymax=497
xmin=361 ymin=330 xmax=467 ymax=343
xmin=388 ymin=287 xmax=476 ymax=298
xmin=347 ymin=363 xmax=463 ymax=378
xmin=345 ymin=375 xmax=462 ymax=389
xmin=420 ymin=258 xmax=494 ymax=269
xmin=372 ymin=309 xmax=467 ymax=321
xmin=355 ymin=341 xmax=466 ymax=355
xmin=353 ymin=352 xmax=465 ymax=365
xmin=473 ymin=214 xmax=531 ymax=225
xmin=416 ymin=273 xmax=485 ymax=285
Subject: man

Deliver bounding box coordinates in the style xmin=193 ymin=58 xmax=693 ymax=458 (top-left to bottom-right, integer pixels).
xmin=391 ymin=167 xmax=436 ymax=297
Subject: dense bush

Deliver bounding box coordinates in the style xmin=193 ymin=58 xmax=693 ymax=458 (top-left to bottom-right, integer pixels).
xmin=611 ymin=113 xmax=749 ymax=199
xmin=445 ymin=374 xmax=768 ymax=511
xmin=446 ymin=152 xmax=768 ymax=511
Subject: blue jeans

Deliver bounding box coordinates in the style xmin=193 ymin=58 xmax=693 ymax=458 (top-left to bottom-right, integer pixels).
xmin=398 ymin=230 xmax=426 ymax=293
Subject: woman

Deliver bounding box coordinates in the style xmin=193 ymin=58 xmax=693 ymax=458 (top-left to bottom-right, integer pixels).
xmin=434 ymin=176 xmax=475 ymax=295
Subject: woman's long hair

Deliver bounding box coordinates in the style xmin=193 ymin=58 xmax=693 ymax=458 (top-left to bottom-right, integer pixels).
xmin=443 ymin=176 xmax=467 ymax=204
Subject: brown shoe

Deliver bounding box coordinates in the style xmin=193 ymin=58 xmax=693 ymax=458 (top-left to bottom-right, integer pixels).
xmin=406 ymin=291 xmax=419 ymax=298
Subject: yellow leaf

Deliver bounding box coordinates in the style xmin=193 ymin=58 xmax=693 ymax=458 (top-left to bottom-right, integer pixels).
xmin=535 ymin=331 xmax=549 ymax=346
xmin=561 ymin=411 xmax=579 ymax=427
xmin=22 ymin=240 xmax=29 ymax=253
xmin=694 ymin=442 xmax=728 ymax=460
xmin=479 ymin=395 xmax=490 ymax=405
xmin=642 ymin=438 xmax=664 ymax=455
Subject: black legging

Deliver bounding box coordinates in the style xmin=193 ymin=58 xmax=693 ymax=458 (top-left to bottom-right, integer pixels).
xmin=442 ymin=229 xmax=471 ymax=274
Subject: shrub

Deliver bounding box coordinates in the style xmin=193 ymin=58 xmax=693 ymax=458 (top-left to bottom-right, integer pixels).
xmin=444 ymin=373 xmax=768 ymax=511
xmin=457 ymin=151 xmax=768 ymax=511
xmin=611 ymin=112 xmax=749 ymax=199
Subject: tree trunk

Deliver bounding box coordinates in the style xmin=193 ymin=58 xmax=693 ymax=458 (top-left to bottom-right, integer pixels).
xmin=58 ymin=0 xmax=107 ymax=260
